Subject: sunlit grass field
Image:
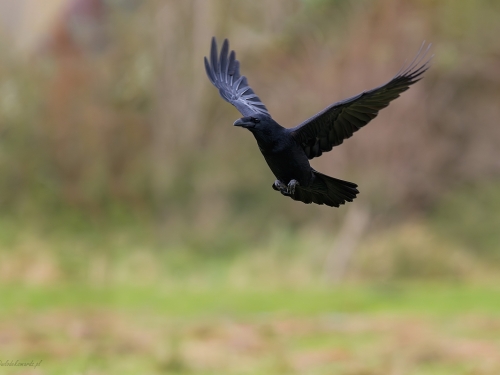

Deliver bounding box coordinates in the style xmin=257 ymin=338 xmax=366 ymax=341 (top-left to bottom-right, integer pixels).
xmin=1 ymin=187 xmax=499 ymax=374
xmin=1 ymin=214 xmax=499 ymax=375
xmin=2 ymin=283 xmax=500 ymax=375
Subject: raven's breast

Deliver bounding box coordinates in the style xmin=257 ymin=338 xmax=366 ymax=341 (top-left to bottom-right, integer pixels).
xmin=261 ymin=143 xmax=313 ymax=186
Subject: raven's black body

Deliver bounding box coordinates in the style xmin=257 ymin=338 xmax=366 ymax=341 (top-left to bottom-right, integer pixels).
xmin=251 ymin=119 xmax=313 ymax=186
xmin=204 ymin=38 xmax=431 ymax=207
xmin=233 ymin=114 xmax=359 ymax=206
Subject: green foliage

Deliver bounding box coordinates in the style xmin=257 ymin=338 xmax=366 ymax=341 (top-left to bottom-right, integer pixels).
xmin=431 ymin=182 xmax=500 ymax=263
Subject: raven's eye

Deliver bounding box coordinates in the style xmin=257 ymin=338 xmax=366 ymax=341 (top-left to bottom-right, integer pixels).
xmin=250 ymin=117 xmax=260 ymax=124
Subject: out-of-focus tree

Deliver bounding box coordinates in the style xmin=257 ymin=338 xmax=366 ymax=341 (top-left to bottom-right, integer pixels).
xmin=0 ymin=0 xmax=499 ymax=242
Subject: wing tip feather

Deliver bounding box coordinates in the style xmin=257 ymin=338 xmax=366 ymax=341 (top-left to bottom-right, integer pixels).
xmin=398 ymin=41 xmax=433 ymax=79
xmin=205 ymin=37 xmax=270 ymax=117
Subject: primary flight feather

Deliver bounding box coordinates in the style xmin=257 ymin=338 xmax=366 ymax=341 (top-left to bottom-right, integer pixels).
xmin=204 ymin=38 xmax=431 ymax=207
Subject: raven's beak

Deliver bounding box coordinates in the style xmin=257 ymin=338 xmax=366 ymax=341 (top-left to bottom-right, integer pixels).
xmin=233 ymin=118 xmax=246 ymax=127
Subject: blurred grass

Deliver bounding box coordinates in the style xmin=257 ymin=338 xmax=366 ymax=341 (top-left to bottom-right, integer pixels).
xmin=2 ymin=283 xmax=500 ymax=317
xmin=0 ymin=182 xmax=498 ymax=288
xmin=1 ymin=190 xmax=500 ymax=374
xmin=0 ymin=187 xmax=499 ymax=375
xmin=1 ymin=283 xmax=500 ymax=375
xmin=0 ymin=179 xmax=498 ymax=374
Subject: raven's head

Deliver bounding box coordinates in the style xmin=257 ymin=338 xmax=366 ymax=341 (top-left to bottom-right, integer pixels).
xmin=234 ymin=113 xmax=284 ymax=150
xmin=233 ymin=113 xmax=271 ymax=129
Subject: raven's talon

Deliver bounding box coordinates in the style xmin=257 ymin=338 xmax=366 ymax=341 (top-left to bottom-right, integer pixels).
xmin=273 ymin=179 xmax=288 ymax=193
xmin=288 ymin=179 xmax=299 ymax=196
xmin=273 ymin=180 xmax=291 ymax=196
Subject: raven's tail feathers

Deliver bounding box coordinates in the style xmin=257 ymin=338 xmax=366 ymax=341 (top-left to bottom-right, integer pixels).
xmin=292 ymin=171 xmax=359 ymax=207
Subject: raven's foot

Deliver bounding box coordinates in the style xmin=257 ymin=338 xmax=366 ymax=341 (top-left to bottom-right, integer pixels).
xmin=288 ymin=179 xmax=299 ymax=196
xmin=273 ymin=180 xmax=290 ymax=196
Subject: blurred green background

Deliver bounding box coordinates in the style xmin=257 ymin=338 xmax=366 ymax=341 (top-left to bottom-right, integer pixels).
xmin=0 ymin=0 xmax=499 ymax=374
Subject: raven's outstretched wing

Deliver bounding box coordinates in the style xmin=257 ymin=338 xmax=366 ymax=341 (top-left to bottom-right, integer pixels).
xmin=204 ymin=37 xmax=270 ymax=117
xmin=290 ymin=43 xmax=432 ymax=160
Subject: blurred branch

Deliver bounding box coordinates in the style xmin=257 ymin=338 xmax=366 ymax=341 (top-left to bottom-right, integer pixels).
xmin=324 ymin=204 xmax=371 ymax=283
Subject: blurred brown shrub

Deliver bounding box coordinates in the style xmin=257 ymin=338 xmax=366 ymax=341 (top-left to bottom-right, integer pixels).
xmin=0 ymin=0 xmax=499 ymax=233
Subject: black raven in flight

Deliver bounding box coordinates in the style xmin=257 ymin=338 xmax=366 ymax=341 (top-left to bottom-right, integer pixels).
xmin=204 ymin=38 xmax=431 ymax=207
